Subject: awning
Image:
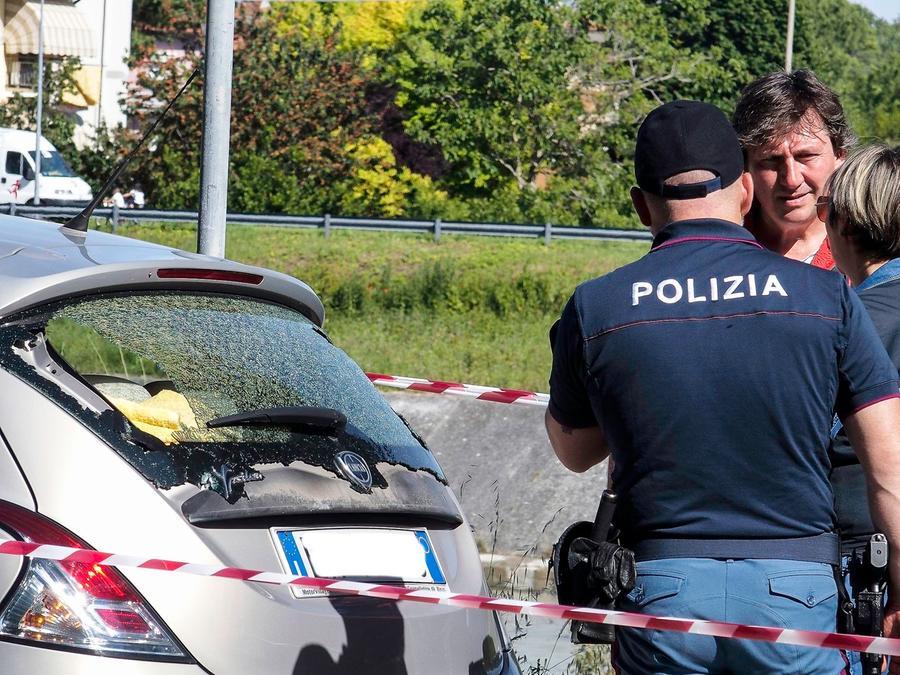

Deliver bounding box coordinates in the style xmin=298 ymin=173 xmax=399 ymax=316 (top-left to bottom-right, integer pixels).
xmin=61 ymin=64 xmax=101 ymax=107
xmin=4 ymin=0 xmax=96 ymax=59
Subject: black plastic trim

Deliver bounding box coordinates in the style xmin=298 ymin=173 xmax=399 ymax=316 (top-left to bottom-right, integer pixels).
xmin=0 ymin=425 xmax=38 ymax=512
xmin=190 ymin=511 xmax=464 ymax=531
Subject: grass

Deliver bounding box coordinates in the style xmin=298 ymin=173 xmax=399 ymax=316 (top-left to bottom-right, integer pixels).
xmin=474 ymin=481 xmax=613 ymax=674
xmin=327 ymin=310 xmax=555 ymax=391
xmin=107 ymin=222 xmax=645 ymax=286
xmin=96 ymin=223 xmax=647 ymax=390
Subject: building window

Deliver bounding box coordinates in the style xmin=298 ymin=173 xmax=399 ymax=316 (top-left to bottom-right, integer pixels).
xmin=9 ymin=58 xmax=37 ymax=89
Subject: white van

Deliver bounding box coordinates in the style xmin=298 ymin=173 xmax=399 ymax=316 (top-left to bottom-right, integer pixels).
xmin=0 ymin=128 xmax=93 ymax=206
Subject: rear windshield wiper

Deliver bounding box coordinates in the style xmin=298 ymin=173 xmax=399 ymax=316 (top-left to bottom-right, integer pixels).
xmin=206 ymin=406 xmax=347 ymax=434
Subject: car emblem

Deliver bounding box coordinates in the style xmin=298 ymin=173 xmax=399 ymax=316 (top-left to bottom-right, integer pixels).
xmin=202 ymin=464 xmax=264 ymax=501
xmin=334 ymin=451 xmax=372 ymax=491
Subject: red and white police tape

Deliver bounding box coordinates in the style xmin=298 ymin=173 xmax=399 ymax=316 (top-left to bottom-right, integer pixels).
xmin=366 ymin=373 xmax=549 ymax=407
xmin=0 ymin=539 xmax=896 ymax=657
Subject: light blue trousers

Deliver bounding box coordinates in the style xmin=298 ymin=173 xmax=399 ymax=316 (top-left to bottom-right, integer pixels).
xmin=614 ymin=557 xmax=845 ymax=674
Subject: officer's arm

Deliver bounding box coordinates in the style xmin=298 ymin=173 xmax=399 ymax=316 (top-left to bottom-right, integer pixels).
xmin=843 ymin=398 xmax=900 ymax=632
xmin=544 ymin=410 xmax=610 ymax=473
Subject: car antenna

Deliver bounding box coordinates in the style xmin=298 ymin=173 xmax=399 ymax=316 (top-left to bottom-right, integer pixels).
xmin=63 ymin=67 xmax=200 ymax=233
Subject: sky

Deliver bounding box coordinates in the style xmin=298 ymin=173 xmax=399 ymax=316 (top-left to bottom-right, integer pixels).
xmin=852 ymin=0 xmax=899 ymax=21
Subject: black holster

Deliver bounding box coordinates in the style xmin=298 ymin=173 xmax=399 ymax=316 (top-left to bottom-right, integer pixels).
xmin=550 ymin=521 xmax=636 ymax=644
xmin=849 ymin=535 xmax=889 ymax=675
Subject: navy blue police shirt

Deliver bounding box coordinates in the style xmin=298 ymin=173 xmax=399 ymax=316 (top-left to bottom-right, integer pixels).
xmin=549 ymin=219 xmax=899 ymax=544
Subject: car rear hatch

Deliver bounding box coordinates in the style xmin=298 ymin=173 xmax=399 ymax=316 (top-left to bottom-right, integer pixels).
xmin=0 ymin=288 xmax=512 ymax=674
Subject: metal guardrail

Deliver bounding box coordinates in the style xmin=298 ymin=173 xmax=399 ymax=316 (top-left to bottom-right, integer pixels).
xmin=0 ymin=203 xmax=653 ymax=244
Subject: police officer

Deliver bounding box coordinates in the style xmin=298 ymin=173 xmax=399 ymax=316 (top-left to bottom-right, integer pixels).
xmin=545 ymin=100 xmax=900 ymax=673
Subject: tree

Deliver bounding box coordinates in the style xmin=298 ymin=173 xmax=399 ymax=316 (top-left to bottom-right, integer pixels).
xmin=794 ymin=0 xmax=900 ymax=145
xmin=383 ymin=0 xmax=732 ymax=225
xmin=121 ymin=5 xmax=380 ymax=212
xmin=131 ymin=0 xmax=206 ymax=51
xmin=115 ymin=0 xmax=900 ymax=222
xmin=858 ymin=23 xmax=900 ymax=144
xmin=273 ymin=0 xmax=422 ymax=55
xmin=648 ymin=0 xmax=788 ymax=109
xmin=386 ymin=0 xmax=588 ymax=196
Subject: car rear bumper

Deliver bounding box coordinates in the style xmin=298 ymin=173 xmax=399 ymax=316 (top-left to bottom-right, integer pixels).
xmin=28 ymin=199 xmax=92 ymax=207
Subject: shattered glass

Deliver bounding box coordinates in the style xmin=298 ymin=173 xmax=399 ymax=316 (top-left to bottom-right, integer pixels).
xmin=0 ymin=292 xmax=445 ymax=499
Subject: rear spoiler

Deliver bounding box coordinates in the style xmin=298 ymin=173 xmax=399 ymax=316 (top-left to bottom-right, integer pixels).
xmin=0 ymin=260 xmax=325 ymax=326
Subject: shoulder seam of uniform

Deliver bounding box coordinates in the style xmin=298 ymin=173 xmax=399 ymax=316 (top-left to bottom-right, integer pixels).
xmin=650 ymin=236 xmax=765 ymax=253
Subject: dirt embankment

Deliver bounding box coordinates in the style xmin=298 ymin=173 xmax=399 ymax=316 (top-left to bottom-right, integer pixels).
xmin=386 ymin=392 xmax=609 ymax=556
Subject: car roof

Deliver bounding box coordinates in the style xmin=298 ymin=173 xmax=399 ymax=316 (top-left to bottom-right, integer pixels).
xmin=0 ymin=215 xmax=325 ymax=324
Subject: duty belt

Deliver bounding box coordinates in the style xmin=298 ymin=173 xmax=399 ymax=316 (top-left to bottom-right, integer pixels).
xmin=631 ymin=532 xmax=840 ymax=565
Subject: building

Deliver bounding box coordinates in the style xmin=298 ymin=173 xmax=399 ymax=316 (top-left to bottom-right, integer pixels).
xmin=0 ymin=0 xmax=133 ymax=145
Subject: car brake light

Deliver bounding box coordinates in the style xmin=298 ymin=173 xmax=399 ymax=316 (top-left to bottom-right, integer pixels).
xmin=0 ymin=500 xmax=190 ymax=661
xmin=156 ymin=268 xmax=264 ymax=284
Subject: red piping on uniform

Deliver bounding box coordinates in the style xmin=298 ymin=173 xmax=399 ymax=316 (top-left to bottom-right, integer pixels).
xmin=847 ymin=392 xmax=900 ymax=417
xmin=652 ymin=236 xmax=765 ymax=252
xmin=586 ymin=310 xmax=841 ymax=341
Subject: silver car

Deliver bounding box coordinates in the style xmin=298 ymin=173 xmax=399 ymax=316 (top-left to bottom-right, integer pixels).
xmin=0 ymin=215 xmax=519 ymax=674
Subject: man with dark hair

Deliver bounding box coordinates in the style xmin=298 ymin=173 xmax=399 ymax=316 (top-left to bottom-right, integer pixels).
xmin=546 ymin=99 xmax=900 ymax=673
xmin=733 ymin=69 xmax=854 ymax=268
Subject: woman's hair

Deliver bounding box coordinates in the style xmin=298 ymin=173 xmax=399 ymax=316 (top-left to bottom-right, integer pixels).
xmin=826 ymin=144 xmax=900 ymax=261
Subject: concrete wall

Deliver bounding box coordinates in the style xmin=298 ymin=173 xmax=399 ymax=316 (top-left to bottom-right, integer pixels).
xmin=386 ymin=391 xmax=609 ymax=555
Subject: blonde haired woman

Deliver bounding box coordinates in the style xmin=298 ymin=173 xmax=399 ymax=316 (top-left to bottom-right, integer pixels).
xmin=822 ymin=143 xmax=900 ymax=675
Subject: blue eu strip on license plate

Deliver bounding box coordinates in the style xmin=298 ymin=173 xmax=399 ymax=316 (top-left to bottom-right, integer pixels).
xmin=414 ymin=529 xmax=446 ymax=584
xmin=277 ymin=531 xmax=309 ymax=577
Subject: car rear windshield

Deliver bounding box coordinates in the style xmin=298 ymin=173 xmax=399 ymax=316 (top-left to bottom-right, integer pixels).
xmin=0 ymin=292 xmax=444 ymax=496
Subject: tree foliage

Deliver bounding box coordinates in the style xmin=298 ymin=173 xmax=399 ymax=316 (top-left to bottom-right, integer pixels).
xmin=273 ymin=0 xmax=424 ymax=55
xmin=383 ymin=0 xmax=746 ymax=224
xmin=387 ymin=0 xmax=587 ymax=194
xmin=118 ymin=5 xmax=382 ymax=212
xmin=60 ymin=0 xmax=900 ymax=222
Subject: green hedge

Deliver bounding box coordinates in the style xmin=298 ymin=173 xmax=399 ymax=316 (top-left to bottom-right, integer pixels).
xmin=106 ymin=223 xmax=646 ymax=317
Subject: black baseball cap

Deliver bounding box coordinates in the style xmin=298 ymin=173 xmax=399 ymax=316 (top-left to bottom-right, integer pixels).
xmin=635 ymin=100 xmax=744 ymax=200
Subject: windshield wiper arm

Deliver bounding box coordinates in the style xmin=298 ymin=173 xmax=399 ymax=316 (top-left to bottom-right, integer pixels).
xmin=206 ymin=406 xmax=347 ymax=433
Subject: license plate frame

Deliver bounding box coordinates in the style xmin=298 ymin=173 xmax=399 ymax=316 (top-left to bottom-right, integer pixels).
xmin=271 ymin=527 xmax=447 ymax=598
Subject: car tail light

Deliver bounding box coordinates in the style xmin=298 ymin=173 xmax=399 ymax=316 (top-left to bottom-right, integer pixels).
xmin=156 ymin=268 xmax=263 ymax=284
xmin=0 ymin=500 xmax=190 ymax=661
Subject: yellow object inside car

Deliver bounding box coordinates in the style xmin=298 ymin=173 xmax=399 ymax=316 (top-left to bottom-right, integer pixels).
xmin=109 ymin=389 xmax=199 ymax=445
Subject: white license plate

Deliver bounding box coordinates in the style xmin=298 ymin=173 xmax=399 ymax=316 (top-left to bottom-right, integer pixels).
xmin=272 ymin=527 xmax=447 ymax=598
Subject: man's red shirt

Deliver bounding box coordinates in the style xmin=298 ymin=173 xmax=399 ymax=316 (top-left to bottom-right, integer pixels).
xmin=811 ymin=237 xmax=835 ymax=270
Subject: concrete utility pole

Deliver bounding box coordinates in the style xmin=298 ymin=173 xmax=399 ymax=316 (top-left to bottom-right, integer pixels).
xmin=96 ymin=0 xmax=108 ymax=128
xmin=785 ymin=0 xmax=796 ymax=73
xmin=197 ymin=0 xmax=236 ymax=258
xmin=34 ymin=0 xmax=45 ymax=205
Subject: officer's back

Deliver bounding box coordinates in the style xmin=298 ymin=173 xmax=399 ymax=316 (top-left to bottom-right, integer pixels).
xmin=578 ymin=222 xmax=849 ymax=545
xmin=546 ymin=100 xmax=900 ymax=674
